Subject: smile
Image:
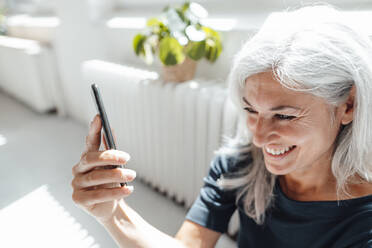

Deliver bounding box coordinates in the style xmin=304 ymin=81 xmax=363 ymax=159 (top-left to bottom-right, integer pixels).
xmin=264 ymin=145 xmax=296 ymax=160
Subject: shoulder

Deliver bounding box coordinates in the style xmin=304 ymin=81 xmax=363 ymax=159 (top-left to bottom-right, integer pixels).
xmin=334 ymin=200 xmax=372 ymax=247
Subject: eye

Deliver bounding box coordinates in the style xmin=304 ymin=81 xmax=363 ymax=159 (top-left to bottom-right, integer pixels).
xmin=243 ymin=108 xmax=296 ymax=121
xmin=275 ymin=114 xmax=296 ymax=120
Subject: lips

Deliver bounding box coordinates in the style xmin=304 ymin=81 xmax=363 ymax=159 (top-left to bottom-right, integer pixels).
xmin=264 ymin=145 xmax=297 ymax=160
xmin=266 ymin=145 xmax=296 ymax=155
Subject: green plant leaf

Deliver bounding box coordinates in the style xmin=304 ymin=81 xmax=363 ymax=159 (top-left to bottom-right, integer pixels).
xmin=147 ymin=35 xmax=159 ymax=49
xmin=147 ymin=17 xmax=162 ymax=27
xmin=181 ymin=1 xmax=190 ymax=13
xmin=189 ymin=2 xmax=208 ymax=19
xmin=133 ymin=2 xmax=222 ymax=66
xmin=143 ymin=42 xmax=154 ymax=65
xmin=186 ymin=40 xmax=206 ymax=61
xmin=175 ymin=9 xmax=187 ymax=23
xmin=173 ymin=31 xmax=188 ymax=46
xmin=159 ymin=37 xmax=185 ymax=66
xmin=133 ymin=34 xmax=147 ymax=56
xmin=185 ymin=25 xmax=206 ymax=42
xmin=205 ymin=38 xmax=222 ymax=63
xmin=202 ymin=26 xmax=221 ymax=41
xmin=165 ymin=8 xmax=186 ymax=33
xmin=162 ymin=5 xmax=170 ymax=13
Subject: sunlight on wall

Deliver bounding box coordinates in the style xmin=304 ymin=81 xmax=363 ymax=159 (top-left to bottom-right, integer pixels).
xmin=85 ymin=60 xmax=159 ymax=79
xmin=0 ymin=185 xmax=100 ymax=248
xmin=7 ymin=15 xmax=60 ymax=28
xmin=201 ymin=18 xmax=237 ymax=31
xmin=0 ymin=36 xmax=40 ymax=50
xmin=267 ymin=10 xmax=372 ymax=37
xmin=0 ymin=134 xmax=7 ymax=146
xmin=107 ymin=17 xmax=147 ymax=29
xmin=106 ymin=16 xmax=237 ymax=31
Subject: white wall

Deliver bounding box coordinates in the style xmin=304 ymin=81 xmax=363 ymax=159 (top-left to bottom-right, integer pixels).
xmin=2 ymin=0 xmax=56 ymax=15
xmin=53 ymin=0 xmax=110 ymax=123
xmin=103 ymin=0 xmax=372 ymax=83
xmin=6 ymin=0 xmax=371 ymax=122
xmin=115 ymin=0 xmax=372 ymax=10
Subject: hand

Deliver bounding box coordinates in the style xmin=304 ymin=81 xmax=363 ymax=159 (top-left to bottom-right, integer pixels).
xmin=71 ymin=115 xmax=136 ymax=224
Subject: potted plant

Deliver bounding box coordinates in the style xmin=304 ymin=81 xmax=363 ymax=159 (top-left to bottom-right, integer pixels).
xmin=132 ymin=1 xmax=222 ymax=82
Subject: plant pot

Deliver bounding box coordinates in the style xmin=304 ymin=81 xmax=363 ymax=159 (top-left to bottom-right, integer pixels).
xmin=162 ymin=57 xmax=197 ymax=83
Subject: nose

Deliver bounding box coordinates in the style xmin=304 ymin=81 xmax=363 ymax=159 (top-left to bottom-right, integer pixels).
xmin=248 ymin=116 xmax=276 ymax=148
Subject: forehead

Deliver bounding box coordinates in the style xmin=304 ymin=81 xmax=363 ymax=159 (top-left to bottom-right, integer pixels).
xmin=243 ymin=72 xmax=313 ymax=107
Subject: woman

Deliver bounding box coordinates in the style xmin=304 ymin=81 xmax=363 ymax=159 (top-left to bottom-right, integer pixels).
xmin=71 ymin=5 xmax=372 ymax=248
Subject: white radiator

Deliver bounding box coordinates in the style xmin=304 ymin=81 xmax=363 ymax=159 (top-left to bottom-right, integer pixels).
xmin=0 ymin=36 xmax=64 ymax=114
xmin=82 ymin=60 xmax=240 ymax=236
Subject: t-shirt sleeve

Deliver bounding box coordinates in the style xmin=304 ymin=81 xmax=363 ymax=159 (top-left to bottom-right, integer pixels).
xmin=185 ymin=153 xmax=248 ymax=233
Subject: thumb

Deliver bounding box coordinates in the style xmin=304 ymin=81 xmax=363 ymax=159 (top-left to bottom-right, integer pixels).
xmin=85 ymin=114 xmax=102 ymax=152
xmin=102 ymin=132 xmax=108 ymax=150
xmin=112 ymin=128 xmax=118 ymax=146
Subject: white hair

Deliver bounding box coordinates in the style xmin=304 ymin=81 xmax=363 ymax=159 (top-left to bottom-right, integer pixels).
xmin=216 ymin=4 xmax=372 ymax=225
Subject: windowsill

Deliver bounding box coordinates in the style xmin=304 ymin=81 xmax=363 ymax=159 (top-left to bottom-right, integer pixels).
xmin=106 ymin=8 xmax=272 ymax=32
xmin=6 ymin=15 xmax=60 ymax=28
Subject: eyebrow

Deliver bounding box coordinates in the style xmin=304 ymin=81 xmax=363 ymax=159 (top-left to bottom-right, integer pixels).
xmin=242 ymin=97 xmax=301 ymax=111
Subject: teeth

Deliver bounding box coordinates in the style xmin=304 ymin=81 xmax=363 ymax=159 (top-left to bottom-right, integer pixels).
xmin=265 ymin=146 xmax=294 ymax=155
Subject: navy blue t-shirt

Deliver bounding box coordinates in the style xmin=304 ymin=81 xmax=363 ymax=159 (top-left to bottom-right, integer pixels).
xmin=185 ymin=154 xmax=372 ymax=248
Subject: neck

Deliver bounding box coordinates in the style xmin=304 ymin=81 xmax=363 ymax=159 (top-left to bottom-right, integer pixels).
xmin=279 ymin=173 xmax=372 ymax=202
xmin=279 ymin=163 xmax=337 ymax=201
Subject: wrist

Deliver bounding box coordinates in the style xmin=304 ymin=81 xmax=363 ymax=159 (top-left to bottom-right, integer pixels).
xmin=101 ymin=200 xmax=131 ymax=227
xmin=100 ymin=200 xmax=144 ymax=247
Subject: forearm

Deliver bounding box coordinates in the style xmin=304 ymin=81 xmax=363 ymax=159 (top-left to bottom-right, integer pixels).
xmin=101 ymin=200 xmax=187 ymax=248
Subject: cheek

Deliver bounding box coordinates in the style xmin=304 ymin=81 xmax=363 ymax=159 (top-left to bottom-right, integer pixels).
xmin=276 ymin=124 xmax=307 ymax=141
xmin=284 ymin=121 xmax=319 ymax=144
xmin=246 ymin=115 xmax=256 ymax=130
xmin=246 ymin=114 xmax=306 ymax=139
xmin=289 ymin=120 xmax=336 ymax=160
xmin=245 ymin=114 xmax=331 ymax=146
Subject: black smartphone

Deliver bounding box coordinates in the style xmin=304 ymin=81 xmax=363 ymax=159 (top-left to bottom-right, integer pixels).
xmin=91 ymin=83 xmax=126 ymax=187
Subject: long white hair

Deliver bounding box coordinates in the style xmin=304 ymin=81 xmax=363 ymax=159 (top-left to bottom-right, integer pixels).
xmin=216 ymin=4 xmax=372 ymax=225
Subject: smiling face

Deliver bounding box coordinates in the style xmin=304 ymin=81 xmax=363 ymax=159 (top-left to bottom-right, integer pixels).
xmin=243 ymin=72 xmax=345 ymax=176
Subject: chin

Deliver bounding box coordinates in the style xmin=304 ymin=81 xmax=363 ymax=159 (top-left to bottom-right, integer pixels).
xmin=265 ymin=161 xmax=294 ymax=175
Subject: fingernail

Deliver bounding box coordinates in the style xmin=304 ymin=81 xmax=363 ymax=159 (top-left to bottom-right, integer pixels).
xmin=89 ymin=117 xmax=96 ymax=127
xmin=125 ymin=153 xmax=131 ymax=161
xmin=119 ymin=152 xmax=131 ymax=162
xmin=126 ymin=185 xmax=134 ymax=192
xmin=126 ymin=170 xmax=136 ymax=179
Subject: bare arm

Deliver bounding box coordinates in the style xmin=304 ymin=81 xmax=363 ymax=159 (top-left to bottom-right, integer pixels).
xmin=102 ymin=201 xmax=221 ymax=248
xmin=100 ymin=200 xmax=188 ymax=248
xmin=71 ymin=115 xmax=220 ymax=248
xmin=175 ymin=220 xmax=222 ymax=248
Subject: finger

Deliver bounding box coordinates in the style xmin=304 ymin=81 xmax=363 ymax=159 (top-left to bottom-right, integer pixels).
xmin=72 ymin=168 xmax=136 ymax=189
xmin=75 ymin=150 xmax=131 ymax=174
xmin=72 ymin=186 xmax=134 ymax=206
xmin=85 ymin=114 xmax=102 ymax=152
xmin=81 ymin=183 xmax=117 ymax=191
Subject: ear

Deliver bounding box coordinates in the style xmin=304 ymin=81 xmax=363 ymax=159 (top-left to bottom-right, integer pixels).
xmin=340 ymin=85 xmax=356 ymax=125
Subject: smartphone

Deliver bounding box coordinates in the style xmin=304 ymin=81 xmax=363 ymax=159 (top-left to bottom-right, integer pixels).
xmin=91 ymin=83 xmax=126 ymax=187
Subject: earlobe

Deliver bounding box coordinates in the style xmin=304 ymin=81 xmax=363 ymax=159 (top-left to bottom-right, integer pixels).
xmin=341 ymin=116 xmax=353 ymax=126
